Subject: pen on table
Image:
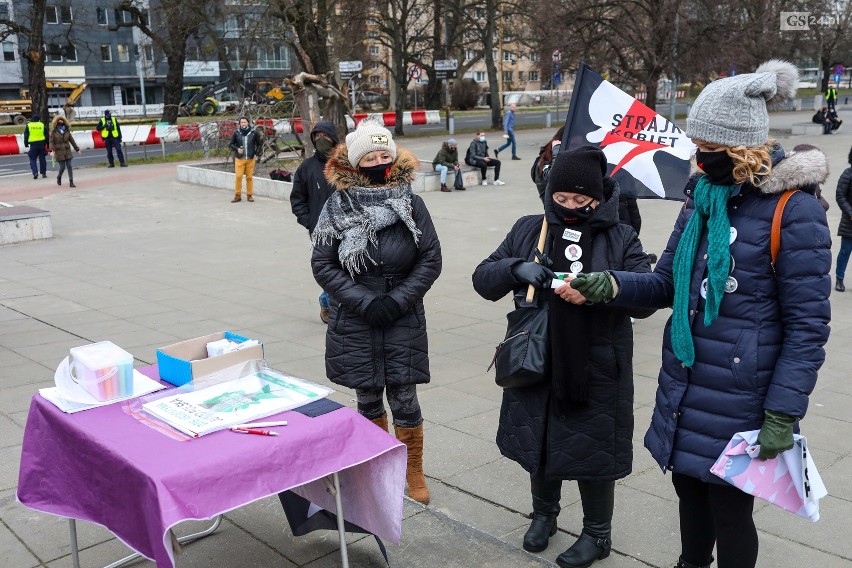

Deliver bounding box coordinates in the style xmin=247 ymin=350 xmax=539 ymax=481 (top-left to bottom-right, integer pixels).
xmin=229 ymin=427 xmax=279 ymax=437
xmin=233 ymin=420 xmax=288 ymax=429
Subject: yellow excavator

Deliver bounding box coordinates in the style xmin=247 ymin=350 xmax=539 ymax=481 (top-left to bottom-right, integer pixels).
xmin=0 ymin=81 xmax=88 ymax=124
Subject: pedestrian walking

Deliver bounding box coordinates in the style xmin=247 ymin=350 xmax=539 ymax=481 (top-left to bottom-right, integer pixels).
xmin=311 ymin=119 xmax=442 ymax=505
xmin=495 ymin=102 xmax=520 ymax=160
xmin=24 ymin=114 xmax=49 ymax=179
xmin=96 ymin=110 xmax=126 ymax=167
xmin=473 ymin=146 xmax=653 ymax=568
xmin=835 ymin=145 xmax=852 ymax=292
xmin=465 ymin=131 xmax=504 ymax=185
xmin=229 ymin=116 xmax=262 ymax=203
xmin=567 ymin=60 xmax=831 ymax=568
xmin=290 ymin=120 xmax=340 ymax=322
xmin=432 ymin=138 xmax=461 ymax=192
xmin=48 ymin=115 xmax=80 ymax=188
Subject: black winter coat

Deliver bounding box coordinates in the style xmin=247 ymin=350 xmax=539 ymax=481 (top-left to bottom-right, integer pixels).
xmin=311 ymin=147 xmax=442 ymax=390
xmin=618 ymin=196 xmax=642 ymax=235
xmin=836 ymin=166 xmax=852 ymax=239
xmin=229 ymin=128 xmax=262 ymax=160
xmin=472 ymin=179 xmax=653 ymax=480
xmin=290 ymin=154 xmax=334 ymax=232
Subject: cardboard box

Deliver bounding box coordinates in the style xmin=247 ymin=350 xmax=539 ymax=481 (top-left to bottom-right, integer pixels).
xmin=156 ymin=331 xmax=264 ymax=387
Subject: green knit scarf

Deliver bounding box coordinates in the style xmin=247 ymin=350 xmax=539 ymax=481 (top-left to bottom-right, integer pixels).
xmin=671 ymin=177 xmax=734 ymax=367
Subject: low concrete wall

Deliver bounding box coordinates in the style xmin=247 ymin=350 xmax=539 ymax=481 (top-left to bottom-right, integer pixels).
xmin=177 ymin=163 xmax=483 ymax=198
xmin=177 ymin=164 xmax=292 ymax=199
xmin=0 ymin=205 xmax=52 ymax=245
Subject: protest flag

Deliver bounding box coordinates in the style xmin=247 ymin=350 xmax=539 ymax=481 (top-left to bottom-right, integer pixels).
xmin=562 ymin=63 xmax=695 ymax=200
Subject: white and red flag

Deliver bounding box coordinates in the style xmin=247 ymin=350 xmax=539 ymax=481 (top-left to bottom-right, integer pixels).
xmin=562 ymin=63 xmax=695 ymax=200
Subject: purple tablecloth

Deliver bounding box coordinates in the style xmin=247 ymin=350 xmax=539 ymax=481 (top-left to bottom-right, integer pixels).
xmin=17 ymin=366 xmax=406 ymax=568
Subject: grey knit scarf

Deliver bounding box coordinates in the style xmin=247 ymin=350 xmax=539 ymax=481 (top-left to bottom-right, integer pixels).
xmin=312 ymin=183 xmax=421 ymax=277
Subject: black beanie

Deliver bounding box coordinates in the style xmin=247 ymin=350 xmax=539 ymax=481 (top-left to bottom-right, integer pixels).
xmin=546 ymin=145 xmax=607 ymax=202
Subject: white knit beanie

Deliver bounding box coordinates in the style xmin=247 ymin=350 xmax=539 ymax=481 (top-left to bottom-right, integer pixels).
xmin=686 ymin=59 xmax=799 ymax=147
xmin=346 ymin=120 xmax=397 ymax=166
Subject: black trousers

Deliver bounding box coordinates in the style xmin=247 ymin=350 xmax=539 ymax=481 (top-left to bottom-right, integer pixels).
xmin=472 ymin=157 xmax=501 ymax=180
xmin=355 ymin=385 xmax=422 ymax=427
xmin=672 ymin=473 xmax=758 ymax=568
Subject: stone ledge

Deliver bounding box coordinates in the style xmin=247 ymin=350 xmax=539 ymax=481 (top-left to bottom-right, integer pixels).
xmin=177 ymin=162 xmax=483 ymax=197
xmin=0 ymin=204 xmax=53 ymax=245
xmin=792 ymin=122 xmax=825 ymax=135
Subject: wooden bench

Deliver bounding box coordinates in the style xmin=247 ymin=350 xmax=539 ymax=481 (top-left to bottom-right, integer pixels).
xmin=791 ymin=122 xmax=825 ymax=135
xmin=0 ymin=204 xmax=53 ymax=245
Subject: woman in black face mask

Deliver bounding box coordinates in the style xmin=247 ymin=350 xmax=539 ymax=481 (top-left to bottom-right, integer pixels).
xmin=473 ymin=146 xmax=653 ymax=568
xmin=311 ymin=119 xmax=442 ymax=505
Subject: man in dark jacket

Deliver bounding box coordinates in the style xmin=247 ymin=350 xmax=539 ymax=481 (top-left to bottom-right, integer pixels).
xmin=432 ymin=138 xmax=461 ymax=192
xmin=465 ymin=131 xmax=504 ymax=185
xmin=290 ymin=121 xmax=340 ymax=322
xmin=229 ymin=116 xmax=263 ymax=202
xmin=23 ymin=114 xmax=49 ymax=179
xmin=96 ymin=110 xmax=126 ymax=167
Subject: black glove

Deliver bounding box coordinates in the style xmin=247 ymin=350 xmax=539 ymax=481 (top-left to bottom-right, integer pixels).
xmin=380 ymin=296 xmax=403 ymax=322
xmin=362 ymin=298 xmax=402 ymax=328
xmin=511 ymin=261 xmax=556 ymax=288
xmin=756 ymin=410 xmax=796 ymax=460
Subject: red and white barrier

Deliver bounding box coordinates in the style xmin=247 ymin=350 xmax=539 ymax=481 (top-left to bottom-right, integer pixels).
xmin=0 ymin=111 xmax=441 ymax=156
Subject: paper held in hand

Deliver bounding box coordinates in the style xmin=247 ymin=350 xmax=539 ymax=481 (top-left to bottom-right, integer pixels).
xmin=141 ymin=367 xmax=332 ymax=438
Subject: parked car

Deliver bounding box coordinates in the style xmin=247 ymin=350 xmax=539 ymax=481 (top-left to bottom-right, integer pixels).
xmin=355 ymin=91 xmax=388 ymax=110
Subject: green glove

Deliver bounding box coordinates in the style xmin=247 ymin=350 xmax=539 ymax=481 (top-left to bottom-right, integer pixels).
xmin=756 ymin=409 xmax=796 ymax=460
xmin=569 ymin=272 xmax=616 ymax=303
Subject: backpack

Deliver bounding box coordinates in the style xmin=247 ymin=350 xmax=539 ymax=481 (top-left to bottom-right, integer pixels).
xmin=465 ymin=143 xmax=474 ymax=166
xmin=269 ymin=169 xmax=292 ymax=182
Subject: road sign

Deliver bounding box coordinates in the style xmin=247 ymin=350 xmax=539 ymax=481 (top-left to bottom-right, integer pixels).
xmin=552 ymin=72 xmax=562 ymax=85
xmin=834 ymin=64 xmax=845 ymax=76
xmin=552 ymin=49 xmax=561 ymax=63
xmin=407 ymin=66 xmax=422 ymax=79
xmin=339 ymin=60 xmax=363 ymax=81
xmin=834 ymin=74 xmax=842 ymax=85
xmin=434 ymin=59 xmax=458 ymax=71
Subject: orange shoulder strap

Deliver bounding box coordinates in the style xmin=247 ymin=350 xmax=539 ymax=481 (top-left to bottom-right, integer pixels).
xmin=770 ymin=189 xmax=799 ymax=275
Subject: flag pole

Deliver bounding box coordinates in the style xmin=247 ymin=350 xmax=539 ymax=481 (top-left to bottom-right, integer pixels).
xmin=525 ymin=220 xmax=550 ymax=303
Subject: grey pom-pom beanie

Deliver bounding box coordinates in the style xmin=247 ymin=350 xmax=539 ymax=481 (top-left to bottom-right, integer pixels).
xmin=686 ymin=59 xmax=799 ymax=147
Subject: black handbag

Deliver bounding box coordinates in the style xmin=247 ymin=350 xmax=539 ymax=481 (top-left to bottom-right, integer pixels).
xmin=453 ymin=169 xmax=465 ymax=190
xmin=489 ymin=299 xmax=549 ymax=389
xmin=489 ymin=218 xmax=551 ymax=389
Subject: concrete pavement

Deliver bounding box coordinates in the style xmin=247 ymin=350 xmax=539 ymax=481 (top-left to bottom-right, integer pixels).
xmin=1 ymin=108 xmax=851 ymax=567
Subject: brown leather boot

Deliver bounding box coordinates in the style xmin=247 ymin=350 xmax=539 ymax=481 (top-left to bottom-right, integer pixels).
xmin=369 ymin=413 xmax=388 ymax=432
xmin=394 ymin=423 xmax=430 ymax=504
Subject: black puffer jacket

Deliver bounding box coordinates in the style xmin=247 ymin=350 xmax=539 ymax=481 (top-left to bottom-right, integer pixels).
xmin=836 ymin=166 xmax=852 ymax=238
xmin=472 ymin=179 xmax=653 ymax=480
xmin=290 ymin=122 xmax=340 ymax=232
xmin=311 ymin=146 xmax=442 ymax=389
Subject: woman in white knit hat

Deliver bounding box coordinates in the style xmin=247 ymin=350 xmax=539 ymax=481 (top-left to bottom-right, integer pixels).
xmin=566 ymin=61 xmax=831 ymax=568
xmin=311 ymin=119 xmax=442 ymax=504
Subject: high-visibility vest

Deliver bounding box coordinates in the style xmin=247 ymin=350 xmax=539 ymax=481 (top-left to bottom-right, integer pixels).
xmin=26 ymin=121 xmax=46 ymax=142
xmin=826 ymin=88 xmax=838 ymax=101
xmin=99 ymin=117 xmax=120 ymax=138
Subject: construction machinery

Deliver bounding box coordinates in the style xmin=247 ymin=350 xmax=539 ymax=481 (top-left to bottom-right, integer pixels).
xmin=0 ymin=81 xmax=88 ymax=124
xmin=180 ymin=81 xmax=232 ymax=116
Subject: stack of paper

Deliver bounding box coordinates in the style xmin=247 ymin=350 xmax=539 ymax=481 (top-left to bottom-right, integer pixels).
xmin=142 ymin=369 xmax=331 ymax=438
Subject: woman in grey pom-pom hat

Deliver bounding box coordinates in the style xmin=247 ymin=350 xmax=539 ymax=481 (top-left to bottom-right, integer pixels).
xmin=565 ymin=60 xmax=831 ymax=568
xmin=310 ymin=118 xmax=442 ymax=505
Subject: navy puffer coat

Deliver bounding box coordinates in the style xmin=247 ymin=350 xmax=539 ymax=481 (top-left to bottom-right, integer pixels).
xmin=611 ymin=146 xmax=832 ymax=483
xmin=473 ymin=179 xmax=653 ymax=481
xmin=836 ymin=166 xmax=852 ymax=239
xmin=311 ymin=146 xmax=442 ymax=390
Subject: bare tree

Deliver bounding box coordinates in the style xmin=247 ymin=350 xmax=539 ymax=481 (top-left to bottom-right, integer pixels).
xmin=0 ymin=0 xmax=48 ymax=121
xmin=113 ymin=0 xmax=209 ymax=123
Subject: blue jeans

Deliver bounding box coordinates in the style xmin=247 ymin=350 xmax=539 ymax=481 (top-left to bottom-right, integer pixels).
xmin=838 ymin=237 xmax=852 ymax=280
xmin=497 ymin=131 xmax=516 ymax=156
xmin=319 ymin=289 xmax=330 ymax=308
xmin=434 ymin=164 xmax=448 ymax=183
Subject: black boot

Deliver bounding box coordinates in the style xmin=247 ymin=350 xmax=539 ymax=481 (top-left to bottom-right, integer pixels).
xmin=673 ymin=555 xmax=714 ymax=568
xmin=523 ymin=470 xmax=561 ymax=553
xmin=836 ymin=278 xmax=845 ymax=292
xmin=555 ymin=481 xmax=614 ymax=568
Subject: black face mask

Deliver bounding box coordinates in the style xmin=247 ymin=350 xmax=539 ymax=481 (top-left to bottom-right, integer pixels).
xmin=314 ymin=137 xmax=335 ymax=158
xmin=359 ymin=163 xmax=390 ymax=185
xmin=696 ymin=149 xmax=736 ymax=185
xmin=552 ymin=202 xmax=596 ymax=225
